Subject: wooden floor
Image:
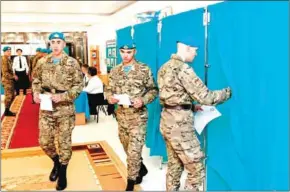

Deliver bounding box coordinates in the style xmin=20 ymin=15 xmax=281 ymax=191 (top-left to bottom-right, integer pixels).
xmin=1 ymin=141 xmax=142 ymax=191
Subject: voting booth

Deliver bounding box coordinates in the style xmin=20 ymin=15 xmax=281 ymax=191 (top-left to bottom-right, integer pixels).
xmin=116 ymin=1 xmax=288 ymax=190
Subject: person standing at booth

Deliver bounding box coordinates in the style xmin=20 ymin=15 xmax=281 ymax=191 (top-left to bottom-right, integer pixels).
xmin=105 ymin=41 xmax=158 ymax=191
xmin=32 ymin=32 xmax=83 ymax=191
xmin=1 ymin=46 xmax=16 ymax=116
xmin=157 ymin=38 xmax=232 ymax=191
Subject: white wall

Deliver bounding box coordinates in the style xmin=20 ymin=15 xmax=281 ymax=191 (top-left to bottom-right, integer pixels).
xmin=1 ymin=24 xmax=90 ymax=33
xmin=1 ymin=13 xmax=104 ymax=32
xmin=88 ymin=1 xmax=223 ymax=73
xmin=109 ymin=1 xmax=224 ymax=30
xmin=87 ymin=24 xmax=116 ymax=75
xmin=87 ymin=1 xmax=224 ymax=74
xmin=88 ymin=1 xmax=223 ymax=74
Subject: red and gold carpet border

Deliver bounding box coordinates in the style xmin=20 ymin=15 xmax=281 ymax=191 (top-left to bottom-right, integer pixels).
xmin=1 ymin=95 xmax=26 ymax=150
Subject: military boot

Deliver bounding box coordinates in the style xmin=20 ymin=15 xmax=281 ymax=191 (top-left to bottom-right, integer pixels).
xmin=125 ymin=179 xmax=135 ymax=191
xmin=135 ymin=161 xmax=148 ymax=184
xmin=49 ymin=155 xmax=60 ymax=182
xmin=4 ymin=108 xmax=16 ymax=116
xmin=56 ymin=164 xmax=68 ymax=191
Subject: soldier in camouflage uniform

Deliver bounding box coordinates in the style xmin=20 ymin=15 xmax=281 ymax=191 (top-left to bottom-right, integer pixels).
xmin=105 ymin=41 xmax=158 ymax=191
xmin=157 ymin=38 xmax=232 ymax=191
xmin=29 ymin=47 xmax=41 ymax=73
xmin=1 ymin=46 xmax=16 ymax=116
xmin=31 ymin=48 xmax=47 ymax=104
xmin=32 ymin=32 xmax=83 ymax=191
xmin=31 ymin=48 xmax=47 ymax=75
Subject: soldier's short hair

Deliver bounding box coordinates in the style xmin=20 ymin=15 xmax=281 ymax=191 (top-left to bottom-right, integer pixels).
xmin=81 ymin=64 xmax=89 ymax=69
xmin=88 ymin=67 xmax=97 ymax=76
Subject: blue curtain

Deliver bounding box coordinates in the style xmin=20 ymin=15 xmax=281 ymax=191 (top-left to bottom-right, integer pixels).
xmin=116 ymin=26 xmax=133 ymax=64
xmin=1 ymin=84 xmax=4 ymax=95
xmin=63 ymin=46 xmax=69 ymax=55
xmin=133 ymin=20 xmax=167 ymax=160
xmin=115 ymin=2 xmax=289 ymax=190
xmin=207 ymin=1 xmax=289 ymax=190
xmin=159 ymin=8 xmax=206 ymax=151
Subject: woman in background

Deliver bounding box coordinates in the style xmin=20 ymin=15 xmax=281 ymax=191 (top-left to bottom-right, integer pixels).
xmin=83 ymin=67 xmax=104 ymax=115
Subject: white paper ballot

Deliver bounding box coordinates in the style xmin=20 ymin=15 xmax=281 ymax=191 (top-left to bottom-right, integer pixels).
xmin=114 ymin=94 xmax=132 ymax=106
xmin=194 ymin=105 xmax=221 ymax=135
xmin=39 ymin=94 xmax=53 ymax=111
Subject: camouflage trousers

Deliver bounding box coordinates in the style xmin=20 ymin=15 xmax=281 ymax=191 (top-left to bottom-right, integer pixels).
xmin=160 ymin=109 xmax=205 ymax=191
xmin=39 ymin=113 xmax=75 ymax=165
xmin=3 ymin=81 xmax=15 ymax=108
xmin=115 ymin=107 xmax=148 ymax=180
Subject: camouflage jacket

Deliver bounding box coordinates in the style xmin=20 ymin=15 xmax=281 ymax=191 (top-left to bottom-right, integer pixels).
xmin=29 ymin=55 xmax=35 ymax=70
xmin=31 ymin=54 xmax=42 ymax=75
xmin=1 ymin=56 xmax=14 ymax=83
xmin=105 ymin=60 xmax=158 ymax=106
xmin=157 ymin=54 xmax=231 ymax=106
xmin=32 ymin=52 xmax=84 ymax=116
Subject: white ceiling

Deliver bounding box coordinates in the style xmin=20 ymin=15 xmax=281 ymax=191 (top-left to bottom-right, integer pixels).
xmin=1 ymin=1 xmax=136 ymax=15
xmin=1 ymin=1 xmax=136 ymax=32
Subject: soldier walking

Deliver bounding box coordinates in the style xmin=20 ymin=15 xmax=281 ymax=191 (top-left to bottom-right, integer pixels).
xmin=32 ymin=32 xmax=83 ymax=191
xmin=1 ymin=46 xmax=16 ymax=116
xmin=106 ymin=41 xmax=158 ymax=191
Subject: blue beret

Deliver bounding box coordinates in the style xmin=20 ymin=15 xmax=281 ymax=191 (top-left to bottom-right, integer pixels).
xmin=40 ymin=48 xmax=48 ymax=53
xmin=2 ymin=46 xmax=11 ymax=52
xmin=177 ymin=37 xmax=197 ymax=47
xmin=119 ymin=40 xmax=136 ymax=49
xmin=48 ymin=32 xmax=65 ymax=41
xmin=36 ymin=48 xmax=42 ymax=52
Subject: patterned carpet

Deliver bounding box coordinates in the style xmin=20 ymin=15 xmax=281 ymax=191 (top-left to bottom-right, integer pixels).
xmin=1 ymin=141 xmax=142 ymax=191
xmin=1 ymin=92 xmax=142 ymax=190
xmin=1 ymin=94 xmax=26 ymax=150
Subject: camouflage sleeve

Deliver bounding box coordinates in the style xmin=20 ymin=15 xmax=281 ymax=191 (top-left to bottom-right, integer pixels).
xmin=32 ymin=59 xmax=43 ymax=94
xmin=29 ymin=56 xmax=34 ymax=73
xmin=142 ymin=67 xmax=158 ymax=105
xmin=32 ymin=56 xmax=40 ymax=72
xmin=157 ymin=70 xmax=166 ymax=106
xmin=32 ymin=59 xmax=41 ymax=77
xmin=105 ymin=71 xmax=115 ymax=99
xmin=178 ymin=64 xmax=231 ymax=105
xmin=31 ymin=57 xmax=37 ymax=75
xmin=1 ymin=57 xmax=14 ymax=80
xmin=61 ymin=60 xmax=84 ymax=102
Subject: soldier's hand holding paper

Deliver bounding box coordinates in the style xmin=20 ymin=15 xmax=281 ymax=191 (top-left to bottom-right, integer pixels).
xmin=39 ymin=94 xmax=53 ymax=111
xmin=194 ymin=105 xmax=222 ymax=134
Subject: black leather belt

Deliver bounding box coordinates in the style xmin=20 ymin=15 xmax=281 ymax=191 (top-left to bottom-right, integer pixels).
xmin=164 ymin=104 xmax=192 ymax=110
xmin=119 ymin=105 xmax=134 ymax=108
xmin=119 ymin=105 xmax=147 ymax=109
xmin=42 ymin=87 xmax=66 ymax=94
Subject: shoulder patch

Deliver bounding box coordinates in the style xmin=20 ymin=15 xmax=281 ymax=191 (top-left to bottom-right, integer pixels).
xmin=66 ymin=57 xmax=78 ymax=67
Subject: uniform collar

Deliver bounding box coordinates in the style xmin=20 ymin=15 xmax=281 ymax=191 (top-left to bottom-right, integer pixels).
xmin=46 ymin=51 xmax=68 ymax=65
xmin=121 ymin=59 xmax=137 ymax=71
xmin=171 ymin=54 xmax=185 ymax=62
